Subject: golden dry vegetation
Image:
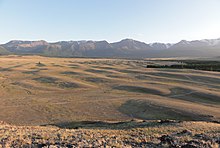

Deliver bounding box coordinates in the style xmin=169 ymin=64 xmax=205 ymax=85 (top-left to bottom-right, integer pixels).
xmin=0 ymin=55 xmax=219 ymax=126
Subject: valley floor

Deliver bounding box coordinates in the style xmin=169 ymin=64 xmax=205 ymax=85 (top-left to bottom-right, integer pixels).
xmin=0 ymin=55 xmax=219 ymax=125
xmin=0 ymin=55 xmax=220 ymax=147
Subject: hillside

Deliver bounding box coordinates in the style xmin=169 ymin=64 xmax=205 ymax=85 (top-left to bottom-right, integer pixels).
xmin=1 ymin=38 xmax=220 ymax=58
xmin=0 ymin=46 xmax=10 ymax=55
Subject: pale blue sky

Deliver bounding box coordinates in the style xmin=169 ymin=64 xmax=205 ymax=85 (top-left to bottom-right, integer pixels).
xmin=0 ymin=0 xmax=220 ymax=44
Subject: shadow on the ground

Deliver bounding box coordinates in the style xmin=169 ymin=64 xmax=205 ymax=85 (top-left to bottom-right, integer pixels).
xmin=118 ymin=100 xmax=214 ymax=122
xmin=47 ymin=120 xmax=173 ymax=130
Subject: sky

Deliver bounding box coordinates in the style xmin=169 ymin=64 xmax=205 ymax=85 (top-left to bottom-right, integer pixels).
xmin=0 ymin=0 xmax=220 ymax=44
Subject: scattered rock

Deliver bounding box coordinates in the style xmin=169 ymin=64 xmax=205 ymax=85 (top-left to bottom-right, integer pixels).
xmin=0 ymin=121 xmax=219 ymax=147
xmin=194 ymin=134 xmax=211 ymax=141
xmin=159 ymin=120 xmax=180 ymax=124
xmin=177 ymin=129 xmax=192 ymax=136
xmin=159 ymin=135 xmax=175 ymax=145
xmin=181 ymin=143 xmax=198 ymax=148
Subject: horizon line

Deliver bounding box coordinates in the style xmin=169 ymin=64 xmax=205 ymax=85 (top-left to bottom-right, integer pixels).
xmin=1 ymin=37 xmax=220 ymax=45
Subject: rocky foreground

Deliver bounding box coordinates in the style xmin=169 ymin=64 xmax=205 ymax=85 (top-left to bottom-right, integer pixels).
xmin=0 ymin=121 xmax=219 ymax=148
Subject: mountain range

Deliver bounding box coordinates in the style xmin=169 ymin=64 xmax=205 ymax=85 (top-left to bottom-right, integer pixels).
xmin=1 ymin=38 xmax=220 ymax=58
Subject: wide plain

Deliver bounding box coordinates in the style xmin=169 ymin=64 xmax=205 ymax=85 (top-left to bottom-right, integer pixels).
xmin=0 ymin=55 xmax=219 ymax=126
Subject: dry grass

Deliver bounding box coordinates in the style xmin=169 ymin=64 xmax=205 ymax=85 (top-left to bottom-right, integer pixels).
xmin=0 ymin=55 xmax=219 ymax=126
xmin=0 ymin=121 xmax=219 ymax=147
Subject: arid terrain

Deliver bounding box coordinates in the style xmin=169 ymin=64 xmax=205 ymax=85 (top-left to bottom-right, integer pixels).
xmin=0 ymin=55 xmax=220 ymax=147
xmin=0 ymin=121 xmax=220 ymax=147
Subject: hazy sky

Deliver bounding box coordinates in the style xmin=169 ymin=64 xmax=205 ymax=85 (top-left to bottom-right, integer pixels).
xmin=0 ymin=0 xmax=220 ymax=44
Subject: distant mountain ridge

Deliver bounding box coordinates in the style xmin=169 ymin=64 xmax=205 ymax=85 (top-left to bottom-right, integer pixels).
xmin=1 ymin=38 xmax=220 ymax=58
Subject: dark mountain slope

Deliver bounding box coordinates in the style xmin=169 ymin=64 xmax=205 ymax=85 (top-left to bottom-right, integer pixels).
xmin=0 ymin=46 xmax=10 ymax=55
xmin=1 ymin=38 xmax=220 ymax=58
